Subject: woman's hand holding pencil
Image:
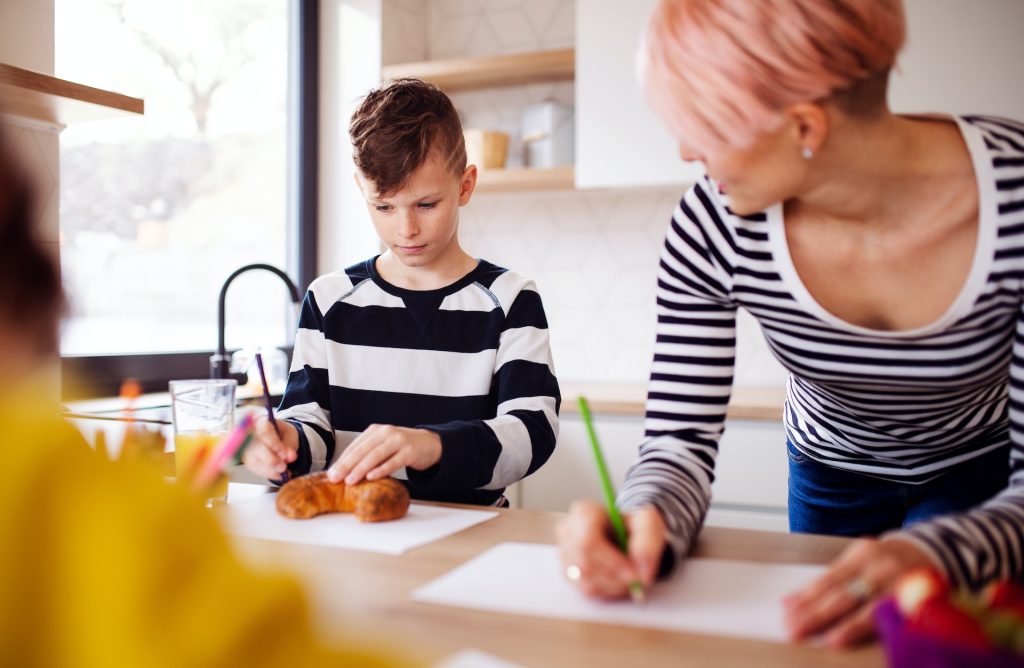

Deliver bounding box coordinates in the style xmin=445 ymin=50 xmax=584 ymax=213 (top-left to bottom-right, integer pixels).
xmin=556 ymin=500 xmax=667 ymax=600
xmin=556 ymin=396 xmax=667 ymax=602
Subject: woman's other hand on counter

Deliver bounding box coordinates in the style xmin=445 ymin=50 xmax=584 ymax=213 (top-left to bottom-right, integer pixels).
xmin=783 ymin=537 xmax=940 ymax=648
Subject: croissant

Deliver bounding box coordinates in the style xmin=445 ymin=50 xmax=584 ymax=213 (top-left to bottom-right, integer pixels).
xmin=275 ymin=472 xmax=410 ymax=522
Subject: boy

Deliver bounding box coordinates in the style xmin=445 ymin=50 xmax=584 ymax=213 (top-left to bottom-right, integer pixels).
xmin=243 ymin=78 xmax=560 ymax=506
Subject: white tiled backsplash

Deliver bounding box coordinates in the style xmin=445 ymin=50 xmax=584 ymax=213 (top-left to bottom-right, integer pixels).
xmin=460 ymin=189 xmax=788 ymax=385
xmin=383 ymin=0 xmax=788 ymax=386
xmin=383 ymin=0 xmax=574 ymax=65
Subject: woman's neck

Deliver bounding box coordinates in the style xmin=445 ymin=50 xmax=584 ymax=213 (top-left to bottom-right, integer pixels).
xmin=791 ymin=112 xmax=970 ymax=227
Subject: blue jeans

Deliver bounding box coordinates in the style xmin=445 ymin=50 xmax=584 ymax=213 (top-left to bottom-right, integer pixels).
xmin=787 ymin=441 xmax=1010 ymax=536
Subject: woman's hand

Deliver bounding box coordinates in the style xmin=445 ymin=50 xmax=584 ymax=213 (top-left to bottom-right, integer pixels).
xmin=555 ymin=500 xmax=667 ymax=599
xmin=327 ymin=425 xmax=442 ymax=484
xmin=241 ymin=417 xmax=299 ymax=479
xmin=783 ymin=537 xmax=941 ymax=648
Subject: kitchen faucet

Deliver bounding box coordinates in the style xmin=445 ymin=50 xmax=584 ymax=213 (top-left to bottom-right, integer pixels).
xmin=210 ymin=263 xmax=302 ymax=380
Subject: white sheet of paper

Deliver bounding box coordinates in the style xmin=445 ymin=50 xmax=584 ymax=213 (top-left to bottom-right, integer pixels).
xmin=216 ymin=494 xmax=497 ymax=555
xmin=412 ymin=542 xmax=827 ymax=642
xmin=435 ymin=649 xmax=523 ymax=668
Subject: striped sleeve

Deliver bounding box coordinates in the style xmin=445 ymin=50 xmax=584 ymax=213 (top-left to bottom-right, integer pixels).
xmin=412 ymin=277 xmax=560 ymax=491
xmin=617 ymin=183 xmax=738 ymax=568
xmin=275 ymin=274 xmax=350 ymax=475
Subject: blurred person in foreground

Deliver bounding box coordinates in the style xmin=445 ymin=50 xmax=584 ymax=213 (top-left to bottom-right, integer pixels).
xmin=0 ymin=122 xmax=399 ymax=666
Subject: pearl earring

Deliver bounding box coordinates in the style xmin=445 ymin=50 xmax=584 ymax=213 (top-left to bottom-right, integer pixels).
xmin=801 ymin=147 xmax=814 ymax=160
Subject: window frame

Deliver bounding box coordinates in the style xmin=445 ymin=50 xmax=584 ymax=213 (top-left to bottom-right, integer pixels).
xmin=61 ymin=0 xmax=319 ymax=400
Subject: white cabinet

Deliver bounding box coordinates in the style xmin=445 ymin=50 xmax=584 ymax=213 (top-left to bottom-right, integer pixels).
xmin=576 ymin=0 xmax=1024 ymax=191
xmin=575 ymin=0 xmax=702 ymax=189
xmin=520 ymin=412 xmax=789 ymax=532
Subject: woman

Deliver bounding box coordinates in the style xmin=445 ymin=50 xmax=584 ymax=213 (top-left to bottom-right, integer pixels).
xmin=0 ymin=125 xmax=397 ymax=665
xmin=556 ymin=0 xmax=1024 ymax=649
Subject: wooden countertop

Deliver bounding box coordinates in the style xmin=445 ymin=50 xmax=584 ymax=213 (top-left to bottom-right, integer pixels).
xmin=561 ymin=382 xmax=786 ymax=421
xmin=225 ymin=495 xmax=881 ymax=667
xmin=66 ymin=383 xmax=787 ymax=425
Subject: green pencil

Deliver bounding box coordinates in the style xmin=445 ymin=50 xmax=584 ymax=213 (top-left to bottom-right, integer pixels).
xmin=578 ymin=396 xmax=646 ymax=604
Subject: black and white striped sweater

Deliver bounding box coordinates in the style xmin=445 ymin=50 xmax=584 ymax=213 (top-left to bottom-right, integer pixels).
xmin=618 ymin=115 xmax=1024 ymax=588
xmin=276 ymin=257 xmax=560 ymax=506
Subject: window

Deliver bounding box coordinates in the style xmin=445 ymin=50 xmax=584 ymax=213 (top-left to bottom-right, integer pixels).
xmin=56 ymin=0 xmax=318 ymax=396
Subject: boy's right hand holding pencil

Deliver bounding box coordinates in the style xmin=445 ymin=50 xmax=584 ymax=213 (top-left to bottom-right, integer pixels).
xmin=241 ymin=416 xmax=299 ymax=480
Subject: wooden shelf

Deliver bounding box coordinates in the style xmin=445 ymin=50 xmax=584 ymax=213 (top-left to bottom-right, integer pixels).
xmin=0 ymin=63 xmax=144 ymax=126
xmin=383 ymin=50 xmax=576 ymax=191
xmin=382 ymin=48 xmax=574 ymax=92
xmin=474 ymin=166 xmax=575 ymax=193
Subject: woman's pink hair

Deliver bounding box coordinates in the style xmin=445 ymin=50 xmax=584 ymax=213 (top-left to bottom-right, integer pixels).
xmin=641 ymin=0 xmax=906 ymax=153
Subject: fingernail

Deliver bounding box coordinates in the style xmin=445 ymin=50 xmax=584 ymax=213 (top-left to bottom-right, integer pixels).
xmin=639 ymin=559 xmax=654 ymax=582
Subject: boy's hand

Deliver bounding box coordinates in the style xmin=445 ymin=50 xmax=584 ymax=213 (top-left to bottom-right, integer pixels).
xmin=555 ymin=500 xmax=666 ymax=599
xmin=327 ymin=425 xmax=442 ymax=485
xmin=241 ymin=417 xmax=299 ymax=480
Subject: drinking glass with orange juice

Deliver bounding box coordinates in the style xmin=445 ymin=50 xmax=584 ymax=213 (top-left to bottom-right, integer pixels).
xmin=169 ymin=379 xmax=236 ymax=506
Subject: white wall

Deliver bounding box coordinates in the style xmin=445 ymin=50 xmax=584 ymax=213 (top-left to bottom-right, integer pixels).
xmin=318 ymin=0 xmax=386 ymax=275
xmin=891 ymin=0 xmax=1024 ymax=119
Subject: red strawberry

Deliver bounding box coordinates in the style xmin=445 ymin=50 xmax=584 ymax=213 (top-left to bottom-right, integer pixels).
xmin=912 ymin=598 xmax=992 ymax=651
xmin=895 ymin=568 xmax=950 ymax=618
xmin=985 ymin=580 xmax=1024 ymax=618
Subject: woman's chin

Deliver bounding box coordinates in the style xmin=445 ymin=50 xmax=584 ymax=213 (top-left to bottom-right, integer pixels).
xmin=722 ymin=195 xmax=768 ymax=216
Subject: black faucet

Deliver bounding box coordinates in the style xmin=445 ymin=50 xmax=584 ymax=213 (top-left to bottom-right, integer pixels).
xmin=211 ymin=263 xmax=302 ymax=380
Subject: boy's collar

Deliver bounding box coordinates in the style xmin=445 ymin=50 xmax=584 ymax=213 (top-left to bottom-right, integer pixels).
xmin=366 ymin=255 xmax=487 ymax=299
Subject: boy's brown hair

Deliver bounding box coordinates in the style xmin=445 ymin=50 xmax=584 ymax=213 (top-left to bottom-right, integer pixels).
xmin=349 ymin=78 xmax=467 ymax=196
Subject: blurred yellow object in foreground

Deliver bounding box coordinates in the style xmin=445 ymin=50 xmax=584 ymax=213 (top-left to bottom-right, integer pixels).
xmin=0 ymin=391 xmax=401 ymax=668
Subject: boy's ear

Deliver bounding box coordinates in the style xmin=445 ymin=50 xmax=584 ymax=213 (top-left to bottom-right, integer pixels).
xmin=458 ymin=164 xmax=478 ymax=206
xmin=353 ymin=171 xmax=366 ymax=196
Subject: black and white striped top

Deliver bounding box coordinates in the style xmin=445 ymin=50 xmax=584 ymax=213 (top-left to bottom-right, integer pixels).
xmin=276 ymin=257 xmax=560 ymax=506
xmin=618 ymin=115 xmax=1024 ymax=588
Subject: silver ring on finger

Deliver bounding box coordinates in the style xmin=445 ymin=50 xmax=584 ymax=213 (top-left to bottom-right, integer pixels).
xmin=844 ymin=577 xmax=872 ymax=604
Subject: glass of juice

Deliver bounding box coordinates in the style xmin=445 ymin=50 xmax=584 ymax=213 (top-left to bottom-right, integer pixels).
xmin=169 ymin=379 xmax=237 ymax=506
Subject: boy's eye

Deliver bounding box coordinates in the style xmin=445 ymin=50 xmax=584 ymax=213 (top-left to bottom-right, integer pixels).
xmin=417 ymin=202 xmax=437 ymax=209
xmin=374 ymin=204 xmax=392 ymax=212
